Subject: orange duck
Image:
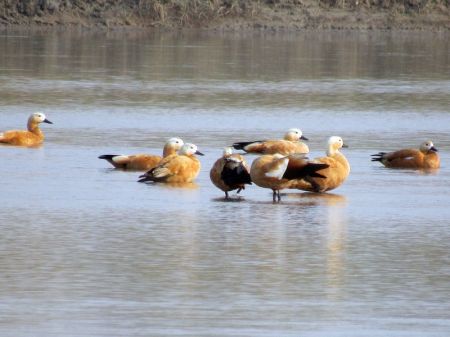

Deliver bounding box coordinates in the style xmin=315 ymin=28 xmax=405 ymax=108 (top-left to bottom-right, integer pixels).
xmin=232 ymin=128 xmax=309 ymax=156
xmin=0 ymin=112 xmax=53 ymax=147
xmin=99 ymin=137 xmax=184 ymax=170
xmin=210 ymin=147 xmax=252 ymax=199
xmin=138 ymin=143 xmax=204 ymax=184
xmin=371 ymin=140 xmax=440 ymax=170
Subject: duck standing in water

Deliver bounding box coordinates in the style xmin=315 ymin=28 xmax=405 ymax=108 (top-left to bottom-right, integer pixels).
xmin=250 ymin=153 xmax=329 ymax=202
xmin=0 ymin=112 xmax=53 ymax=147
xmin=210 ymin=147 xmax=252 ymax=199
xmin=292 ymin=136 xmax=350 ymax=193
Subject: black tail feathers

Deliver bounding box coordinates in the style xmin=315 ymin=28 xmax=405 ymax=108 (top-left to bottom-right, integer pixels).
xmin=307 ymin=163 xmax=329 ymax=178
xmin=283 ymin=162 xmax=329 ymax=180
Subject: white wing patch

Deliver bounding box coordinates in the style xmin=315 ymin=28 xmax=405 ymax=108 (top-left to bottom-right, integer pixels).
xmin=152 ymin=167 xmax=171 ymax=178
xmin=226 ymin=157 xmax=241 ymax=163
xmin=112 ymin=155 xmax=129 ymax=164
xmin=265 ymin=158 xmax=288 ymax=179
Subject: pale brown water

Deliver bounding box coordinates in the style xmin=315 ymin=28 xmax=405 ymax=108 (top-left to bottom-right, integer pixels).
xmin=0 ymin=30 xmax=449 ymax=337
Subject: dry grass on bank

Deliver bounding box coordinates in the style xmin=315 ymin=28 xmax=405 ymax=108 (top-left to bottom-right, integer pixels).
xmin=0 ymin=0 xmax=449 ymax=30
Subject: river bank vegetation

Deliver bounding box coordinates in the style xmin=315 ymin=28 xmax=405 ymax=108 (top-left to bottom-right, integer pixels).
xmin=0 ymin=0 xmax=449 ymax=30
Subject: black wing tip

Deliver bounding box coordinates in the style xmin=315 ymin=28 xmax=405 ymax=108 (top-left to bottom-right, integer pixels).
xmin=98 ymin=154 xmax=118 ymax=160
xmin=138 ymin=168 xmax=157 ymax=182
xmin=232 ymin=142 xmax=251 ymax=150
xmin=308 ymin=163 xmax=329 ymax=179
xmin=371 ymin=152 xmax=385 ymax=162
xmin=138 ymin=175 xmax=154 ymax=183
xmin=232 ymin=140 xmax=265 ymax=150
xmin=310 ymin=172 xmax=326 ymax=179
xmin=282 ymin=162 xmax=329 ymax=180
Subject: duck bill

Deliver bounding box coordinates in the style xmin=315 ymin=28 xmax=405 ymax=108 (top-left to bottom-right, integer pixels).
xmin=342 ymin=143 xmax=349 ymax=148
xmin=195 ymin=150 xmax=204 ymax=156
xmin=43 ymin=119 xmax=53 ymax=124
xmin=430 ymin=146 xmax=438 ymax=152
xmin=300 ymin=135 xmax=308 ymax=141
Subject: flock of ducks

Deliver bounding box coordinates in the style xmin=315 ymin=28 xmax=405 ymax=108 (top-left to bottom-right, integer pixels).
xmin=1 ymin=113 xmax=441 ymax=202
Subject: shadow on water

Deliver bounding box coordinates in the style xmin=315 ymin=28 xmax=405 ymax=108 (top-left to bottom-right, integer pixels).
xmin=138 ymin=181 xmax=200 ymax=190
xmin=211 ymin=196 xmax=247 ymax=202
xmin=285 ymin=192 xmax=347 ymax=205
xmin=243 ymin=191 xmax=347 ymax=206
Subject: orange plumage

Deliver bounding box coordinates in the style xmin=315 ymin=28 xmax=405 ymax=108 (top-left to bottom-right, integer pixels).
xmin=138 ymin=143 xmax=204 ymax=184
xmin=233 ymin=128 xmax=309 ymax=155
xmin=98 ymin=137 xmax=184 ymax=170
xmin=371 ymin=140 xmax=440 ymax=170
xmin=250 ymin=153 xmax=329 ymax=202
xmin=293 ymin=136 xmax=350 ymax=193
xmin=0 ymin=112 xmax=52 ymax=147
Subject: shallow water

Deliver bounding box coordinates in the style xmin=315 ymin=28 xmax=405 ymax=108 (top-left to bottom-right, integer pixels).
xmin=0 ymin=30 xmax=450 ymax=337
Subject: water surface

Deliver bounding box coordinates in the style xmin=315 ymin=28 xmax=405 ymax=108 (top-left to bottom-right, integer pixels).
xmin=0 ymin=30 xmax=449 ymax=337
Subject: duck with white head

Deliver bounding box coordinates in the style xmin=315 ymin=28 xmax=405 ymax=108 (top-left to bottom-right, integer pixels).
xmin=210 ymin=146 xmax=252 ymax=199
xmin=292 ymin=136 xmax=350 ymax=193
xmin=138 ymin=143 xmax=204 ymax=184
xmin=0 ymin=112 xmax=53 ymax=147
xmin=371 ymin=140 xmax=439 ymax=170
xmin=98 ymin=137 xmax=184 ymax=170
xmin=232 ymin=128 xmax=309 ymax=156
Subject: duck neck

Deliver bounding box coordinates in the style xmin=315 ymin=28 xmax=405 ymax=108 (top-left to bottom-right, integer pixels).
xmin=27 ymin=120 xmax=42 ymax=136
xmin=326 ymin=146 xmax=338 ymax=157
xmin=163 ymin=145 xmax=176 ymax=157
xmin=284 ymin=134 xmax=297 ymax=142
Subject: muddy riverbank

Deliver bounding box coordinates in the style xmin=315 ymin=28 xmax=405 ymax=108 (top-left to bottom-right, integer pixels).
xmin=1 ymin=0 xmax=449 ymax=31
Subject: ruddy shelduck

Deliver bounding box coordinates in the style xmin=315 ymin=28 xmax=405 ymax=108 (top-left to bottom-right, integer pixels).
xmin=250 ymin=153 xmax=329 ymax=202
xmin=371 ymin=140 xmax=440 ymax=170
xmin=138 ymin=143 xmax=204 ymax=184
xmin=98 ymin=137 xmax=184 ymax=170
xmin=293 ymin=136 xmax=350 ymax=193
xmin=0 ymin=112 xmax=53 ymax=147
xmin=233 ymin=128 xmax=309 ymax=155
xmin=210 ymin=147 xmax=252 ymax=199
